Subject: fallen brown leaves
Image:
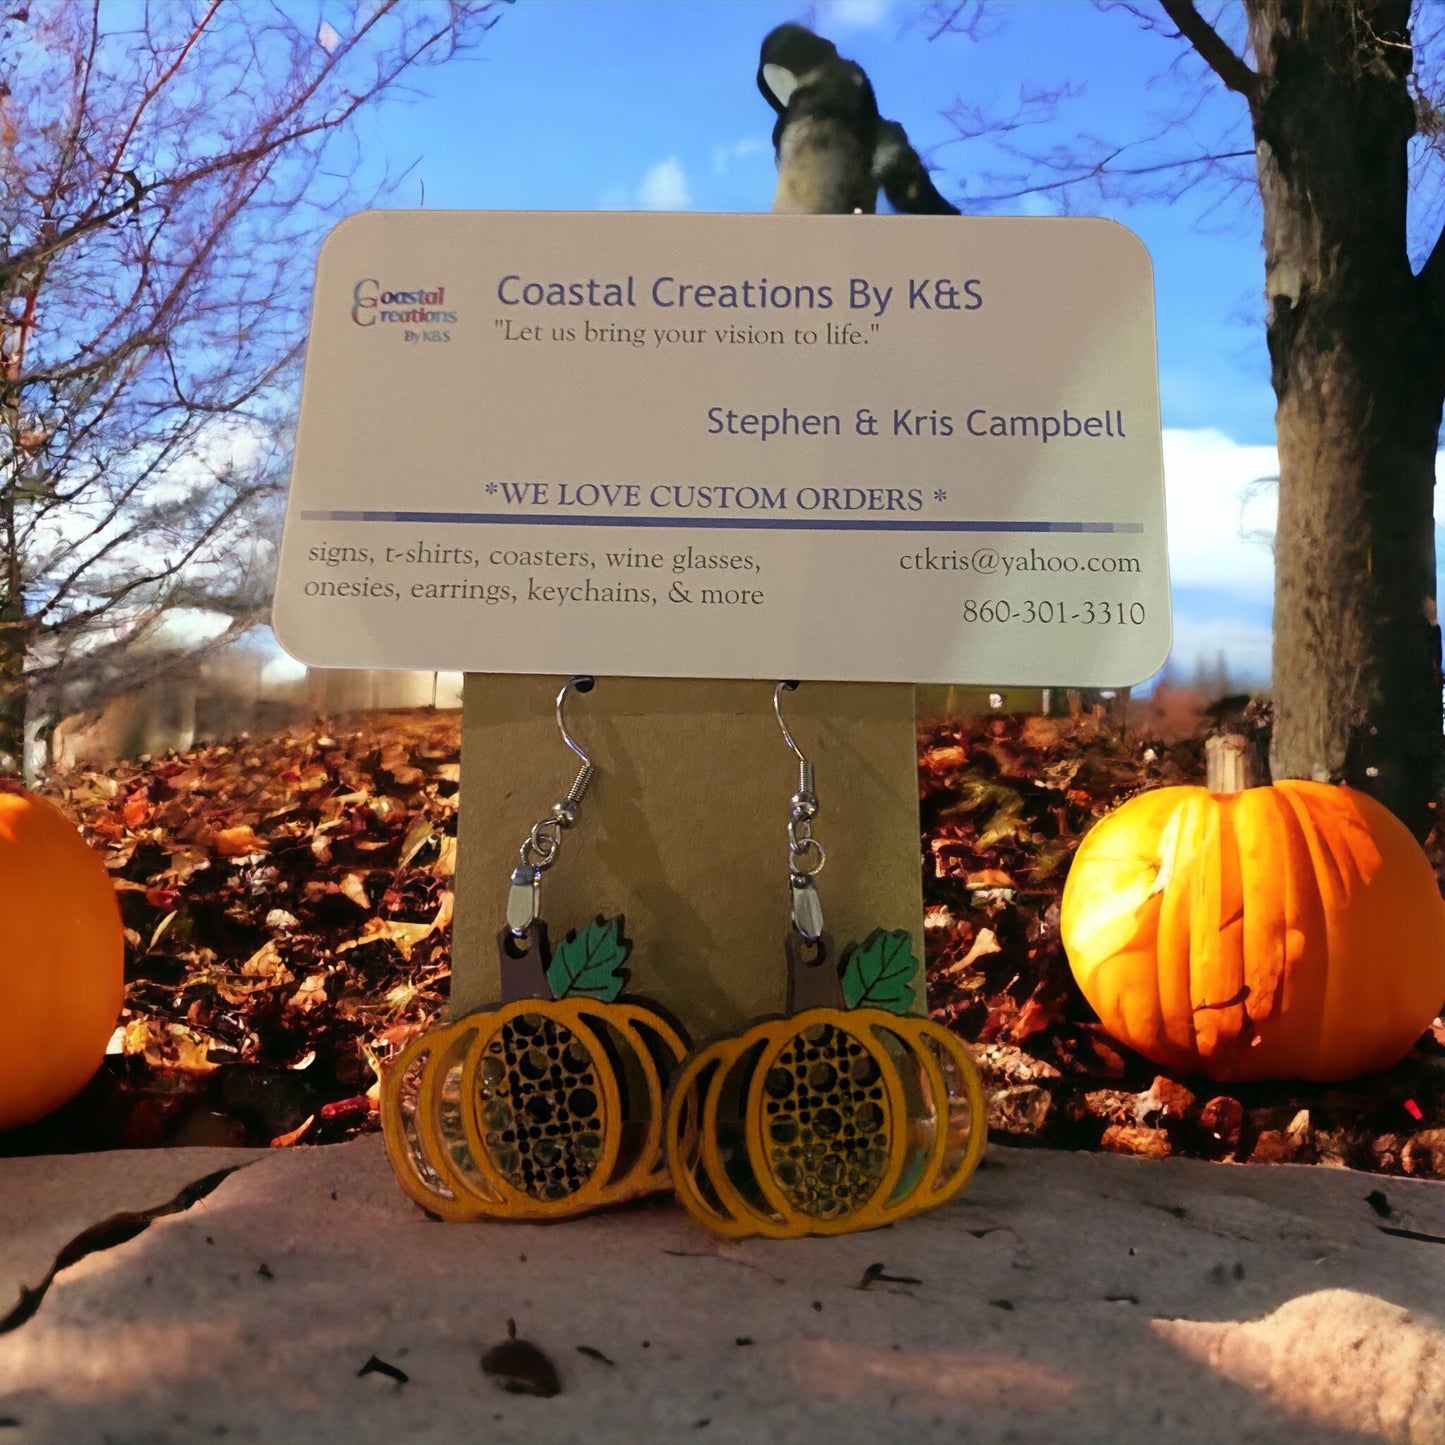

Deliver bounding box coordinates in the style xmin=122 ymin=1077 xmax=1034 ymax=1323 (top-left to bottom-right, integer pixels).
xmin=7 ymin=693 xmax=1442 ymax=1181
xmin=921 ymin=698 xmax=1445 ymax=1180
xmin=8 ymin=711 xmax=460 ymax=1154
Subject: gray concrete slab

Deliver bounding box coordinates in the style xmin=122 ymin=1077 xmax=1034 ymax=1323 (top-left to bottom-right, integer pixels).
xmin=0 ymin=1139 xmax=1441 ymax=1444
xmin=0 ymin=1146 xmax=260 ymax=1306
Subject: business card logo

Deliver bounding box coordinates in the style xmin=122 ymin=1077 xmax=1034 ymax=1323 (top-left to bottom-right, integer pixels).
xmin=351 ymin=278 xmax=459 ymax=328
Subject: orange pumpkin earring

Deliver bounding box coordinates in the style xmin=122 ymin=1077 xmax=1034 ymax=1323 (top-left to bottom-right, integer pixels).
xmin=664 ymin=682 xmax=989 ymax=1240
xmin=381 ymin=676 xmax=689 ymax=1222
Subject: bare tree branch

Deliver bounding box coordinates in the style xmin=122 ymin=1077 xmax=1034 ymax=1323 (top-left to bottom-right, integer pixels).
xmin=1158 ymin=0 xmax=1259 ymax=103
xmin=960 ymin=146 xmax=1256 ymax=206
xmin=0 ymin=1 xmax=497 ymax=289
xmin=0 ymin=0 xmax=507 ymax=762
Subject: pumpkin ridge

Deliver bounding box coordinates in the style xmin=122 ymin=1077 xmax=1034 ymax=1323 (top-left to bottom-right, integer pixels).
xmin=1276 ymin=782 xmax=1351 ymax=913
xmin=1157 ymin=794 xmax=1204 ymax=1060
xmin=1270 ymin=784 xmax=1356 ymax=1079
xmin=1235 ymin=788 xmax=1291 ymax=1027
xmin=1191 ymin=795 xmax=1249 ymax=1068
xmin=1294 ymin=781 xmax=1385 ymax=895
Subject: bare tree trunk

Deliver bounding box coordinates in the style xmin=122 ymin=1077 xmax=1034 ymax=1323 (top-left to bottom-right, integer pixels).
xmin=0 ymin=3 xmax=504 ymax=759
xmin=0 ymin=609 xmax=25 ymax=769
xmin=1247 ymin=0 xmax=1444 ymax=836
xmin=1 ymin=423 xmax=26 ymax=771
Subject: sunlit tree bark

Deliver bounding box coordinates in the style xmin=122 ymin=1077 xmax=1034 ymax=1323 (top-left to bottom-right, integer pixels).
xmin=931 ymin=0 xmax=1445 ymax=835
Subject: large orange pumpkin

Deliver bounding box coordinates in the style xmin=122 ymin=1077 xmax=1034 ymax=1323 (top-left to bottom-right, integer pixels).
xmin=1060 ymin=780 xmax=1445 ymax=1083
xmin=0 ymin=785 xmax=125 ymax=1129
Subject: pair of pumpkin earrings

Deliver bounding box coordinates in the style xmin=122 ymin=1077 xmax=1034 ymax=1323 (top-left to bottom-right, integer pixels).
xmin=381 ymin=678 xmax=987 ymax=1239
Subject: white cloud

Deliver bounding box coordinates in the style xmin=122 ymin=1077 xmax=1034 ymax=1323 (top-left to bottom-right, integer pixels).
xmin=712 ymin=137 xmax=769 ymax=176
xmin=151 ymin=609 xmax=237 ymax=648
xmin=1153 ymin=431 xmax=1445 ymax=690
xmin=260 ymin=649 xmax=308 ymax=688
xmin=637 ymin=156 xmax=691 ymax=211
xmin=821 ymin=0 xmax=890 ymax=28
xmin=1015 ymin=191 xmax=1060 ymax=218
xmin=1161 ymin=427 xmax=1278 ymax=604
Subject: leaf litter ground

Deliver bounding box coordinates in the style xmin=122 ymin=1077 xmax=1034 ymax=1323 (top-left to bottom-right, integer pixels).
xmin=8 ymin=696 xmax=1444 ymax=1182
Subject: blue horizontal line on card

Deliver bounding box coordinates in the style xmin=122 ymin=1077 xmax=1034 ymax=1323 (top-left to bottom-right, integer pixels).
xmin=299 ymin=509 xmax=1144 ymax=534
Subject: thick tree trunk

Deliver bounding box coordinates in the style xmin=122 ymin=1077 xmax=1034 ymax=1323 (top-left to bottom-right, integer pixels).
xmin=1247 ymin=1 xmax=1445 ymax=837
xmin=0 ymin=468 xmax=24 ymax=771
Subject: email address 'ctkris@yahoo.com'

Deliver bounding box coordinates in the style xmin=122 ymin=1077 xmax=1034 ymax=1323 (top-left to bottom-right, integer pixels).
xmin=898 ymin=544 xmax=1144 ymax=578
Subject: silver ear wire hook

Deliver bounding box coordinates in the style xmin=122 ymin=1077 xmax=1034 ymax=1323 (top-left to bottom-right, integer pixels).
xmin=774 ymin=679 xmax=814 ymax=797
xmin=507 ymin=675 xmax=598 ymax=937
xmin=774 ymin=681 xmax=826 ymax=941
xmin=555 ymin=674 xmax=596 ymax=815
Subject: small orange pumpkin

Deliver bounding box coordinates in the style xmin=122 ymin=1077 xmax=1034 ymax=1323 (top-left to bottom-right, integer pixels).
xmin=1060 ymin=780 xmax=1445 ymax=1083
xmin=0 ymin=785 xmax=125 ymax=1129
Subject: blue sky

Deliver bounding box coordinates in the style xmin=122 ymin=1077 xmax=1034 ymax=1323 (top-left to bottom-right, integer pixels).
xmin=326 ymin=0 xmax=1312 ymax=689
xmin=360 ymin=1 xmax=1275 ymax=438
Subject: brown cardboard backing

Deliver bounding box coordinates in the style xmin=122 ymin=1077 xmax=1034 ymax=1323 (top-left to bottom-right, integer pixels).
xmin=451 ymin=676 xmax=923 ymax=1038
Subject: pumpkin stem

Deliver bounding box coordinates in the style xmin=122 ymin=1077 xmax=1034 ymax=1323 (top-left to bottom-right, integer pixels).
xmin=1205 ymin=735 xmax=1249 ymax=795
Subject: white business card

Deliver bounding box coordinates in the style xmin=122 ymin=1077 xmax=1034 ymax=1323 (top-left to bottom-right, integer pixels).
xmin=274 ymin=210 xmax=1170 ymax=685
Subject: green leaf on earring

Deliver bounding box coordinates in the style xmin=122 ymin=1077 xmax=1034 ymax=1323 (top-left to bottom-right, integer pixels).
xmin=840 ymin=929 xmax=918 ymax=1014
xmin=547 ymin=914 xmax=632 ymax=1001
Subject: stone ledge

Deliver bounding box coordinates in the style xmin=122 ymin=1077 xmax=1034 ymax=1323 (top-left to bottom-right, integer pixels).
xmin=1 ymin=1139 xmax=1441 ymax=1443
